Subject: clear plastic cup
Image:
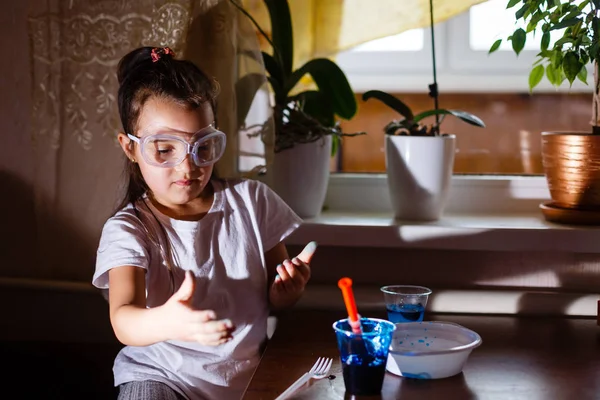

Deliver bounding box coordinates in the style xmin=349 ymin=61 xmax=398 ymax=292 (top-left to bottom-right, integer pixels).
xmin=380 ymin=285 xmax=432 ymax=323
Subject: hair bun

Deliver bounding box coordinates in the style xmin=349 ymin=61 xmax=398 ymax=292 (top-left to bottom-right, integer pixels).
xmin=117 ymin=46 xmax=176 ymax=84
xmin=150 ymin=47 xmax=176 ymax=63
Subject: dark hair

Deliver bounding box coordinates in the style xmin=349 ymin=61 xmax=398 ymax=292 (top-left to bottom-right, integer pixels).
xmin=115 ymin=46 xmax=220 ymax=211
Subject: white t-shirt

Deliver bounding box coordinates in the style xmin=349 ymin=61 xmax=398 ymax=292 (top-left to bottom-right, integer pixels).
xmin=93 ymin=178 xmax=302 ymax=400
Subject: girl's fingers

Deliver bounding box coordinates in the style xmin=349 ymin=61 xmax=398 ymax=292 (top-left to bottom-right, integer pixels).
xmin=199 ymin=319 xmax=234 ymax=334
xmin=283 ymin=259 xmax=298 ymax=279
xmin=212 ymin=336 xmax=233 ymax=346
xmin=276 ymin=257 xmax=311 ymax=293
xmin=276 ymin=263 xmax=295 ymax=292
xmin=283 ymin=260 xmax=305 ymax=291
xmin=283 ymin=260 xmax=303 ymax=291
xmin=195 ymin=330 xmax=233 ymax=345
xmin=195 ymin=310 xmax=217 ymax=323
xmin=296 ymin=241 xmax=318 ymax=264
xmin=291 ymin=257 xmax=311 ymax=281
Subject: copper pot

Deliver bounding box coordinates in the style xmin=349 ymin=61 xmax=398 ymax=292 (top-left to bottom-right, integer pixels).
xmin=542 ymin=131 xmax=600 ymax=209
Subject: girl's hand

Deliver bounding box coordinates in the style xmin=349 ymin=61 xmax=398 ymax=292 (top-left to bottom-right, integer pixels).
xmin=269 ymin=242 xmax=317 ymax=310
xmin=161 ymin=270 xmax=235 ymax=346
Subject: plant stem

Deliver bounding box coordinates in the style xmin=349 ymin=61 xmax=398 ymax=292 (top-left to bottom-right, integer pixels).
xmin=428 ymin=0 xmax=440 ymax=134
xmin=593 ymin=2 xmax=600 ymax=134
xmin=594 ymin=61 xmax=600 ymax=134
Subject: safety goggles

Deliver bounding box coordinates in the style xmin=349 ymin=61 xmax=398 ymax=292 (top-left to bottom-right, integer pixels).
xmin=127 ymin=125 xmax=226 ymax=168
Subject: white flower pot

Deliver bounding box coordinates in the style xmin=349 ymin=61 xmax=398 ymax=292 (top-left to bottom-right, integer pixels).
xmin=272 ymin=135 xmax=332 ymax=218
xmin=385 ymin=135 xmax=456 ymax=221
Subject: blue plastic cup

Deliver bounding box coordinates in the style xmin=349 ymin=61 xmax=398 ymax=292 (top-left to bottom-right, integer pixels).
xmin=332 ymin=317 xmax=396 ymax=396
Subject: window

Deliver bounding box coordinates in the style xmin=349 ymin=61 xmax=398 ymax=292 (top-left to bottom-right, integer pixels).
xmin=469 ymin=0 xmax=563 ymax=52
xmin=337 ymin=0 xmax=593 ymax=93
xmin=335 ymin=26 xmax=439 ymax=93
xmin=334 ymin=0 xmax=594 ymax=175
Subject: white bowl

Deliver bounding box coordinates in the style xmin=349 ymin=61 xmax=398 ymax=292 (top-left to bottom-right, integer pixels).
xmin=386 ymin=321 xmax=482 ymax=379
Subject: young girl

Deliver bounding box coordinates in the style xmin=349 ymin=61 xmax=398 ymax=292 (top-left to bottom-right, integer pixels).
xmin=92 ymin=46 xmax=317 ymax=400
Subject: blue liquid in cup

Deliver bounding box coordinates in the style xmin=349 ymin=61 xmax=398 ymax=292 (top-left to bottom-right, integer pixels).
xmin=386 ymin=303 xmax=425 ymax=323
xmin=342 ymin=355 xmax=386 ymax=396
xmin=333 ymin=318 xmax=396 ymax=396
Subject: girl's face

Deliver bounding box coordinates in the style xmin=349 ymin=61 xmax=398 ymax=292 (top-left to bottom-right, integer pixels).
xmin=118 ymin=97 xmax=216 ymax=213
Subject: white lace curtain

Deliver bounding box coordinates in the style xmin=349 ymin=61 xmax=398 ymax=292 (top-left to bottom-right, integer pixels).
xmin=25 ymin=0 xmax=270 ymax=281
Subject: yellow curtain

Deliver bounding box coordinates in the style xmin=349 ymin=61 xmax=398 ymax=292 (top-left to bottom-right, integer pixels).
xmin=243 ymin=0 xmax=487 ymax=68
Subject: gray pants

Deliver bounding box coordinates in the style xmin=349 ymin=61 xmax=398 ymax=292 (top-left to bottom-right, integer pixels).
xmin=118 ymin=381 xmax=186 ymax=400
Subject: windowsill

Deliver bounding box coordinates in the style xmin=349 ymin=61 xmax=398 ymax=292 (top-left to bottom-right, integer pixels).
xmin=285 ymin=174 xmax=600 ymax=253
xmin=287 ymin=210 xmax=600 ymax=253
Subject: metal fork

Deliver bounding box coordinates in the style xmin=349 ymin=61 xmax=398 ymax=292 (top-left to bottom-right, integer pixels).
xmin=274 ymin=357 xmax=334 ymax=400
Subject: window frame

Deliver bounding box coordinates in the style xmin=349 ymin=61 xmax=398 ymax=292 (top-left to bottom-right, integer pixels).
xmin=335 ymin=5 xmax=594 ymax=93
xmin=335 ymin=23 xmax=445 ymax=93
xmin=327 ymin=3 xmax=593 ymax=215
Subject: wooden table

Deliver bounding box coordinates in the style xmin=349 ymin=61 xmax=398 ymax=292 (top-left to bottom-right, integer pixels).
xmin=243 ymin=310 xmax=600 ymax=400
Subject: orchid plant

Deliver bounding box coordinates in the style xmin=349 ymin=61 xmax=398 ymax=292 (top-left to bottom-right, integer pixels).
xmin=362 ymin=90 xmax=486 ymax=136
xmin=231 ymin=0 xmax=364 ymax=152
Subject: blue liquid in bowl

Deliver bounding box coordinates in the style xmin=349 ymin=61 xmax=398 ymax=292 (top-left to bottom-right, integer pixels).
xmin=387 ymin=303 xmax=425 ymax=323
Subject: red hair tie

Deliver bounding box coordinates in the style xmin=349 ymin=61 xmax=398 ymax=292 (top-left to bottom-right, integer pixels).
xmin=151 ymin=47 xmax=175 ymax=63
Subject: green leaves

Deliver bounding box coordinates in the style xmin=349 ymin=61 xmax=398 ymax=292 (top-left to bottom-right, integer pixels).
xmin=512 ymin=28 xmax=527 ymax=55
xmin=362 ymin=90 xmax=414 ymax=120
xmin=549 ymin=17 xmax=581 ymax=31
xmin=529 ymin=64 xmax=545 ymax=90
xmin=489 ymin=39 xmax=502 ymax=54
xmin=414 ymin=109 xmax=486 ymax=128
xmin=291 ymin=90 xmax=335 ymax=127
xmin=287 ymin=58 xmax=357 ymax=120
xmin=265 ymin=0 xmax=293 ymax=77
xmin=578 ymin=64 xmax=588 ymax=83
xmin=232 ymin=0 xmax=359 ymax=148
xmin=515 ymin=4 xmax=529 ymax=20
xmin=563 ymin=51 xmax=583 ymax=84
xmin=262 ymin=53 xmax=283 ymax=87
xmin=262 ymin=0 xmax=357 ymax=121
xmin=507 ymin=0 xmax=521 ymax=8
xmin=363 ymin=91 xmax=485 ymax=136
xmin=545 ymin=63 xmax=560 ymax=86
xmin=541 ymin=31 xmax=550 ymax=51
xmin=257 ymin=0 xmax=358 ymax=123
xmin=491 ymin=0 xmax=599 ymax=91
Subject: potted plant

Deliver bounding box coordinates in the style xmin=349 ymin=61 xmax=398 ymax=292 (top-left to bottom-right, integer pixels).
xmin=363 ymin=90 xmax=485 ymax=220
xmin=231 ymin=0 xmax=364 ymax=218
xmin=489 ymin=0 xmax=600 ymax=220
